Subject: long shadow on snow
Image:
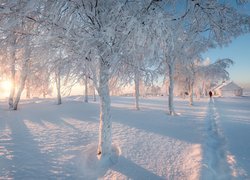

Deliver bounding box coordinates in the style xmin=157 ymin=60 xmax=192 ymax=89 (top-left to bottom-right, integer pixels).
xmin=5 ymin=111 xmax=55 ymax=179
xmin=13 ymin=100 xmax=99 ymax=127
xmin=25 ymin=100 xmax=98 ymax=122
xmin=12 ymin=98 xmax=204 ymax=145
xmin=111 ymin=106 xmax=203 ymax=144
xmin=0 ymin=115 xmax=15 ymax=178
xmin=2 ymin=101 xmax=99 ymax=179
xmin=13 ymin=100 xmax=99 ymax=140
xmin=112 ymin=156 xmax=164 ymax=180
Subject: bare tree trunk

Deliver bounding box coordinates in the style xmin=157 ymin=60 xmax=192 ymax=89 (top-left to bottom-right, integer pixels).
xmin=8 ymin=36 xmax=16 ymax=110
xmin=93 ymin=86 xmax=96 ymax=102
xmin=55 ymin=68 xmax=62 ymax=105
xmin=168 ymin=62 xmax=175 ymax=115
xmin=189 ymin=81 xmax=194 ymax=106
xmin=13 ymin=37 xmax=31 ymax=110
xmin=43 ymin=90 xmax=46 ymax=98
xmin=9 ymin=59 xmax=15 ymax=110
xmin=84 ymin=75 xmax=88 ymax=103
xmin=97 ymin=60 xmax=112 ymax=159
xmin=134 ymin=69 xmax=140 ymax=110
xmin=13 ymin=73 xmax=28 ymax=110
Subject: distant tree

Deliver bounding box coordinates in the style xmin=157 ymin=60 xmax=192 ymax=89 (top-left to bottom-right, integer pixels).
xmin=0 ymin=0 xmax=249 ymax=161
xmin=155 ymin=0 xmax=249 ymax=114
xmin=201 ymin=58 xmax=234 ymax=89
xmin=0 ymin=0 xmax=50 ymax=109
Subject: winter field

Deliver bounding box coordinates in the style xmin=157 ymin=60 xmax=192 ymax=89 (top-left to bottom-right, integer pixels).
xmin=0 ymin=95 xmax=250 ymax=179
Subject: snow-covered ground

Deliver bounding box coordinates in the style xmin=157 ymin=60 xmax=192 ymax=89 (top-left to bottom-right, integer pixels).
xmin=0 ymin=96 xmax=249 ymax=179
xmin=213 ymin=97 xmax=250 ymax=178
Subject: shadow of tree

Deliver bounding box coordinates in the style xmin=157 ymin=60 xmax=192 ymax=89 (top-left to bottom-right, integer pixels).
xmin=111 ymin=106 xmax=204 ymax=144
xmin=112 ymin=156 xmax=164 ymax=180
xmin=5 ymin=113 xmax=55 ymax=179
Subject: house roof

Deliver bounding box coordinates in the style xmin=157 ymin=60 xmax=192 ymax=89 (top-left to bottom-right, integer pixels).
xmin=214 ymin=81 xmax=242 ymax=91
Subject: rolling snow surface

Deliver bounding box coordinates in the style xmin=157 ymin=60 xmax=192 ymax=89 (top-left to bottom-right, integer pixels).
xmin=0 ymin=96 xmax=249 ymax=179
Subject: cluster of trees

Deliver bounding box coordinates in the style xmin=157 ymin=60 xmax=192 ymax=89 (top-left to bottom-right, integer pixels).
xmin=0 ymin=0 xmax=249 ymax=159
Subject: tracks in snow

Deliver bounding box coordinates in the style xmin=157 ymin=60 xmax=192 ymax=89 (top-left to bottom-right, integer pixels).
xmin=202 ymin=99 xmax=231 ymax=180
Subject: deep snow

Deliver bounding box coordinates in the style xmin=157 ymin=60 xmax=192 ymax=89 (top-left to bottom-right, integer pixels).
xmin=0 ymin=96 xmax=249 ymax=179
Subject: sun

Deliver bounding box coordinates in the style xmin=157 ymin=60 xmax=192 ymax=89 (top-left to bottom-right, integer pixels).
xmin=0 ymin=80 xmax=12 ymax=92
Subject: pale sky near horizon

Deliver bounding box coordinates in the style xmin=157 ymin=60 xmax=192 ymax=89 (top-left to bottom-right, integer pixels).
xmin=202 ymin=33 xmax=250 ymax=89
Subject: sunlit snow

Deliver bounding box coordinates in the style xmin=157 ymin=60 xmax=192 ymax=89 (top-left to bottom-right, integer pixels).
xmin=1 ymin=96 xmax=249 ymax=179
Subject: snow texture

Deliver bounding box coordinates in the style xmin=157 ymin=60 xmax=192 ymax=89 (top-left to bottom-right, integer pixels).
xmin=0 ymin=96 xmax=250 ymax=179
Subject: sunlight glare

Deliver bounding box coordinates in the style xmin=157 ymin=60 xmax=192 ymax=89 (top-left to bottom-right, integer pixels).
xmin=1 ymin=80 xmax=11 ymax=91
xmin=0 ymin=80 xmax=12 ymax=97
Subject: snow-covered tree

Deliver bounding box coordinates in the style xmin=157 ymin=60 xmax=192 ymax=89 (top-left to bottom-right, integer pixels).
xmin=13 ymin=35 xmax=32 ymax=110
xmin=201 ymin=58 xmax=234 ymax=88
xmin=69 ymin=0 xmax=166 ymax=159
xmin=0 ymin=0 xmax=249 ymax=161
xmin=0 ymin=0 xmax=49 ymax=109
xmin=155 ymin=0 xmax=250 ymax=114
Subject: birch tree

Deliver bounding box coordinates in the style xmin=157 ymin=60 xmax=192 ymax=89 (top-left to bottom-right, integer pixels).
xmin=44 ymin=0 xmax=249 ymax=158
xmin=0 ymin=0 xmax=47 ymax=109
xmin=8 ymin=35 xmax=17 ymax=109
xmin=13 ymin=36 xmax=32 ymax=110
xmin=201 ymin=58 xmax=234 ymax=87
xmin=155 ymin=0 xmax=250 ymax=114
xmin=0 ymin=0 xmax=249 ymax=160
xmin=68 ymin=0 xmax=164 ymax=159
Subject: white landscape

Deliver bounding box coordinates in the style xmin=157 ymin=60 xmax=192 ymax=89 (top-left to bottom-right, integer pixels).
xmin=0 ymin=1 xmax=250 ymax=179
xmin=0 ymin=95 xmax=249 ymax=179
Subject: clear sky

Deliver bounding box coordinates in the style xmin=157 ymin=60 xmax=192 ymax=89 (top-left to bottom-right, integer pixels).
xmin=202 ymin=33 xmax=250 ymax=89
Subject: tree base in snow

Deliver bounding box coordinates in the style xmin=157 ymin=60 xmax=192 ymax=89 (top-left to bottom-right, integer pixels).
xmin=169 ymin=111 xmax=181 ymax=116
xmin=77 ymin=143 xmax=121 ymax=179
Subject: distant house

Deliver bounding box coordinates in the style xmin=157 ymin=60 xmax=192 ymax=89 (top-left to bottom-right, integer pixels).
xmin=213 ymin=81 xmax=243 ymax=97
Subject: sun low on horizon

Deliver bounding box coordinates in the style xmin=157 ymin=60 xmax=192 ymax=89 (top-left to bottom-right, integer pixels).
xmin=0 ymin=80 xmax=12 ymax=98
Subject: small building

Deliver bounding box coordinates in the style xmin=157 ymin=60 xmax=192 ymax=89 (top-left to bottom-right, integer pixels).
xmin=213 ymin=81 xmax=243 ymax=97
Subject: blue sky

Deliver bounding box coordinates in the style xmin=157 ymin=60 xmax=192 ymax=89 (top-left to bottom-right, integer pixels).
xmin=202 ymin=33 xmax=250 ymax=89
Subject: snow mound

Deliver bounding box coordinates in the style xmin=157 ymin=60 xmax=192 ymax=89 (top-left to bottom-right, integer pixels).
xmin=77 ymin=144 xmax=121 ymax=179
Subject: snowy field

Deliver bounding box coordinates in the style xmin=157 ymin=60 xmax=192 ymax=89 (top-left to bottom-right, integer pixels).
xmin=0 ymin=96 xmax=249 ymax=179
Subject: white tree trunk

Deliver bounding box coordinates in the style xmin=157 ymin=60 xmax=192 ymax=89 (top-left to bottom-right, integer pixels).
xmin=8 ymin=36 xmax=16 ymax=110
xmin=189 ymin=81 xmax=194 ymax=106
xmin=13 ymin=37 xmax=31 ymax=110
xmin=93 ymin=86 xmax=96 ymax=102
xmin=13 ymin=73 xmax=28 ymax=110
xmin=168 ymin=62 xmax=175 ymax=115
xmin=84 ymin=75 xmax=88 ymax=103
xmin=9 ymin=55 xmax=15 ymax=110
xmin=43 ymin=91 xmax=46 ymax=98
xmin=97 ymin=61 xmax=112 ymax=159
xmin=134 ymin=69 xmax=140 ymax=110
xmin=55 ymin=68 xmax=62 ymax=105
